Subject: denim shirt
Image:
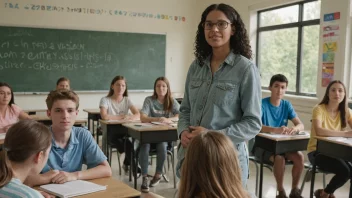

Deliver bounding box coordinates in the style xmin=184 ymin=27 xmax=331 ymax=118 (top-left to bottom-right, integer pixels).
xmin=176 ymin=52 xmax=262 ymax=185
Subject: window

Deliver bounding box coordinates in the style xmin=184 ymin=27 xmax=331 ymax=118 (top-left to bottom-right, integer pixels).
xmin=256 ymin=0 xmax=321 ymax=96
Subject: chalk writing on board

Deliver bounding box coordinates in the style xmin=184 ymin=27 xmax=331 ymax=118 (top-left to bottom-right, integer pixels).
xmin=3 ymin=2 xmax=186 ymax=22
xmin=0 ymin=40 xmax=115 ymax=71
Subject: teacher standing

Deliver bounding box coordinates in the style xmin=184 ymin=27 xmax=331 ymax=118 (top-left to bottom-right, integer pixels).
xmin=176 ymin=3 xmax=261 ymax=186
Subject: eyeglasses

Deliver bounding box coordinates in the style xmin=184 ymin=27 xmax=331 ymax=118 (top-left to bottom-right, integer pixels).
xmin=203 ymin=21 xmax=232 ymax=30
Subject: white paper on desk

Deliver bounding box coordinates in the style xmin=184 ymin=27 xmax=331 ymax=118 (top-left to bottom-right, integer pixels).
xmin=151 ymin=122 xmax=177 ymax=127
xmin=0 ymin=133 xmax=6 ymax=139
xmin=326 ymin=137 xmax=352 ymax=145
xmin=134 ymin=123 xmax=155 ymax=127
xmin=106 ymin=119 xmax=140 ymax=123
xmin=151 ymin=122 xmax=170 ymax=125
xmin=265 ymin=131 xmax=310 ymax=138
xmin=40 ymin=180 xmax=106 ymax=198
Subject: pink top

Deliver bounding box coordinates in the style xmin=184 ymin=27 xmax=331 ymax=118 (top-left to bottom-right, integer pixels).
xmin=0 ymin=104 xmax=22 ymax=133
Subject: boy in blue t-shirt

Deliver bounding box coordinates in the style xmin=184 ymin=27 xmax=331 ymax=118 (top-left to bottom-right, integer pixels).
xmin=25 ymin=90 xmax=112 ymax=186
xmin=255 ymin=74 xmax=304 ymax=198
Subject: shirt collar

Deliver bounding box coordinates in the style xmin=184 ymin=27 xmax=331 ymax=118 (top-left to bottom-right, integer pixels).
xmin=50 ymin=126 xmax=79 ymax=149
xmin=203 ymin=51 xmax=238 ymax=68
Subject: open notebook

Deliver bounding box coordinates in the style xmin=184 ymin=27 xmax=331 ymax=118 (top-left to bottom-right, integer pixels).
xmin=40 ymin=180 xmax=106 ymax=198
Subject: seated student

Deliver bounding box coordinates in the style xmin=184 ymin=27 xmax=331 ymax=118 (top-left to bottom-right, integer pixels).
xmin=99 ymin=75 xmax=140 ymax=171
xmin=56 ymin=77 xmax=70 ymax=90
xmin=308 ymin=80 xmax=352 ymax=198
xmin=139 ymin=77 xmax=180 ymax=192
xmin=179 ymin=131 xmax=251 ymax=198
xmin=0 ymin=120 xmax=52 ymax=197
xmin=25 ymin=90 xmax=112 ymax=186
xmin=254 ymin=74 xmax=304 ymax=198
xmin=0 ymin=82 xmax=30 ymax=133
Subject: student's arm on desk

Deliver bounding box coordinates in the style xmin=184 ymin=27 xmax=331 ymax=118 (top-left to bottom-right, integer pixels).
xmin=291 ymin=117 xmax=304 ymax=133
xmin=99 ymin=107 xmax=124 ymax=120
xmin=51 ymin=161 xmax=112 ymax=184
xmin=128 ymin=105 xmax=140 ymax=120
xmin=24 ymin=170 xmax=59 ymax=187
xmin=313 ymin=119 xmax=352 ymax=137
xmin=19 ymin=111 xmax=30 ymax=120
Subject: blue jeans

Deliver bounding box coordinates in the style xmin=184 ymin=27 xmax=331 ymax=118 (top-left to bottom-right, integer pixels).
xmin=139 ymin=142 xmax=167 ymax=175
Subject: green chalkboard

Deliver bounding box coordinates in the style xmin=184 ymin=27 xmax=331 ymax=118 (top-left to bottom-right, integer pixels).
xmin=0 ymin=26 xmax=166 ymax=92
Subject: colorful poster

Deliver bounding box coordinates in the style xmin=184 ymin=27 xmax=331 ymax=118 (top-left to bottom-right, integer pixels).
xmin=323 ymin=25 xmax=339 ymax=41
xmin=323 ymin=42 xmax=337 ymax=53
xmin=324 ymin=12 xmax=340 ymax=22
xmin=322 ymin=67 xmax=334 ymax=87
xmin=322 ymin=52 xmax=335 ymax=63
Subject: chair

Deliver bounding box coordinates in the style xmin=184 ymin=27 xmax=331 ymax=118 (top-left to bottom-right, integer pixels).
xmin=98 ymin=126 xmax=126 ymax=176
xmin=300 ymin=163 xmax=328 ymax=192
xmin=247 ymin=138 xmax=274 ymax=196
xmin=107 ymin=143 xmax=122 ymax=175
xmin=136 ymin=142 xmax=176 ymax=187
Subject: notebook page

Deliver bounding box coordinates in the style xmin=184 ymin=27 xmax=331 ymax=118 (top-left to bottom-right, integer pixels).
xmin=40 ymin=180 xmax=106 ymax=198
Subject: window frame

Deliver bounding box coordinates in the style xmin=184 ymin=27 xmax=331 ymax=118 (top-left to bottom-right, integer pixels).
xmin=256 ymin=0 xmax=320 ymax=97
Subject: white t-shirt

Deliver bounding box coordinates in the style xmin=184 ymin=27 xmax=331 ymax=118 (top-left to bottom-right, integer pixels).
xmin=99 ymin=96 xmax=133 ymax=115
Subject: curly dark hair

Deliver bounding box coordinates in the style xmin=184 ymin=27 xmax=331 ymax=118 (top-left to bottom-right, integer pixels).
xmin=194 ymin=3 xmax=252 ymax=66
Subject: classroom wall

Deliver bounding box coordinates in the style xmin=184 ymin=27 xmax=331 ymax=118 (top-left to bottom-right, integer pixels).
xmin=0 ymin=0 xmax=198 ymax=117
xmin=199 ymin=0 xmax=352 ymax=130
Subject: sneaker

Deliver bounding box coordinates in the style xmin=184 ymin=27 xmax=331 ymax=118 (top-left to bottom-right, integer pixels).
xmin=149 ymin=175 xmax=162 ymax=187
xmin=276 ymin=190 xmax=288 ymax=198
xmin=141 ymin=176 xmax=149 ymax=193
xmin=289 ymin=188 xmax=303 ymax=198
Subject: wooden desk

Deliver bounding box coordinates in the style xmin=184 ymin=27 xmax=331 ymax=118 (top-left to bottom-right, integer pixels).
xmin=38 ymin=177 xmax=141 ymax=198
xmin=255 ymin=133 xmax=310 ymax=198
xmin=99 ymin=120 xmax=140 ymax=155
xmin=310 ymin=136 xmax=352 ymax=198
xmin=122 ymin=123 xmax=178 ymax=189
xmin=83 ymin=109 xmax=101 ymax=136
xmin=29 ymin=115 xmax=87 ymax=127
xmin=23 ymin=109 xmax=47 ymax=115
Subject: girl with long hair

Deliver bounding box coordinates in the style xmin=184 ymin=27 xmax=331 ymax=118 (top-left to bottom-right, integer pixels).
xmin=0 ymin=120 xmax=52 ymax=197
xmin=99 ymin=75 xmax=140 ymax=172
xmin=139 ymin=77 xmax=180 ymax=193
xmin=177 ymin=3 xmax=261 ymax=187
xmin=0 ymin=82 xmax=30 ymax=133
xmin=179 ymin=131 xmax=250 ymax=198
xmin=307 ymin=80 xmax=352 ymax=198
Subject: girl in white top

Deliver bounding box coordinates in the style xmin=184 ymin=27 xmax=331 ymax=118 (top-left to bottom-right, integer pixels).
xmin=0 ymin=120 xmax=52 ymax=198
xmin=100 ymin=76 xmax=139 ymax=120
xmin=99 ymin=76 xmax=140 ymax=170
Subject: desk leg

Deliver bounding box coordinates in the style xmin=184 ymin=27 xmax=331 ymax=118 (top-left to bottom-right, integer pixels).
xmin=129 ymin=138 xmax=133 ymax=182
xmin=259 ymin=151 xmax=264 ymax=198
xmin=133 ymin=138 xmax=138 ymax=189
xmin=87 ymin=115 xmax=91 ymax=131
xmin=93 ymin=120 xmax=96 ymax=142
xmin=172 ymin=141 xmax=176 ymax=189
xmin=101 ymin=124 xmax=107 ymax=155
xmin=310 ymin=163 xmax=316 ymax=198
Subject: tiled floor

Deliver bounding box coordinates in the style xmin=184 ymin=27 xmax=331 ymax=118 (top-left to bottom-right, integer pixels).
xmin=109 ymin=152 xmax=350 ymax=198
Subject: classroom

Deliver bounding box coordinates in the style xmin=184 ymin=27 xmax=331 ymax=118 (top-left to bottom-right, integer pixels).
xmin=1 ymin=0 xmax=352 ymax=197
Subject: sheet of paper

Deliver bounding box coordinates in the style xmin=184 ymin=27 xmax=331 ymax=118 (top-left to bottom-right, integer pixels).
xmin=40 ymin=180 xmax=106 ymax=198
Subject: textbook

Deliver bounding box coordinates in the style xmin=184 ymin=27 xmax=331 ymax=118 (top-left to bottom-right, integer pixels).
xmin=40 ymin=180 xmax=106 ymax=198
